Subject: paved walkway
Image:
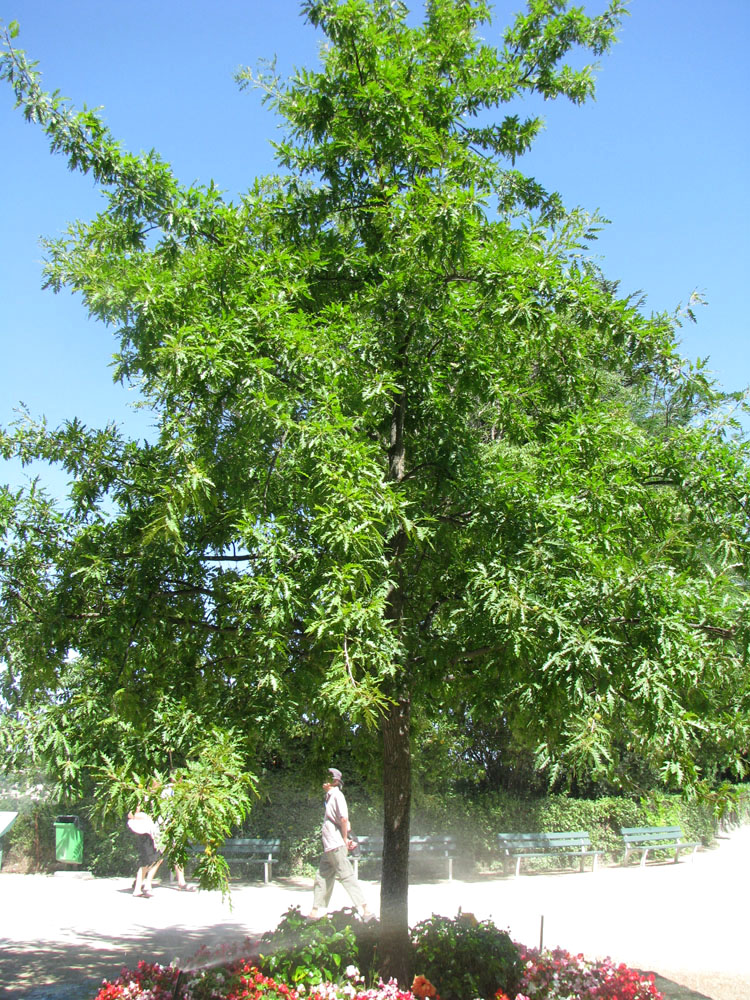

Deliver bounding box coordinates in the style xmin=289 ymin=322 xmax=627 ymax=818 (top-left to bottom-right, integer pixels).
xmin=1 ymin=827 xmax=749 ymax=1000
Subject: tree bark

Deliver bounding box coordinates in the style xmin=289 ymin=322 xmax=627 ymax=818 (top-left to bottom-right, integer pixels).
xmin=379 ymin=692 xmax=412 ymax=985
xmin=379 ymin=370 xmax=412 ymax=983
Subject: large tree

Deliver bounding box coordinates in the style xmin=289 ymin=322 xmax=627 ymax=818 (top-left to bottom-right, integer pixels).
xmin=2 ymin=0 xmax=749 ymax=979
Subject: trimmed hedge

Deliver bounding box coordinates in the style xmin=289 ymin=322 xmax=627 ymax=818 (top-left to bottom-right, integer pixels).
xmin=230 ymin=780 xmax=750 ymax=876
xmin=2 ymin=775 xmax=748 ymax=877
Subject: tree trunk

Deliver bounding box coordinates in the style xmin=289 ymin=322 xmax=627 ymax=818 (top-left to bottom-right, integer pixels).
xmin=379 ymin=693 xmax=412 ymax=985
xmin=378 ymin=370 xmax=412 ymax=982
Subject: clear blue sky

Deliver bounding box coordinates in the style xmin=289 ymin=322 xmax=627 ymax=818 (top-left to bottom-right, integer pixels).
xmin=1 ymin=0 xmax=749 ymax=497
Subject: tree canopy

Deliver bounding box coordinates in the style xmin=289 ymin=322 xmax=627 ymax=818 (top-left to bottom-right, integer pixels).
xmin=2 ymin=0 xmax=749 ymax=980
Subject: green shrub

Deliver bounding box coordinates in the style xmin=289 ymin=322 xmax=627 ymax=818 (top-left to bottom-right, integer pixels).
xmin=722 ymin=785 xmax=750 ymax=827
xmin=411 ymin=913 xmax=522 ymax=1000
xmin=1 ymin=802 xmax=57 ymax=871
xmin=327 ymin=907 xmax=380 ymax=985
xmin=87 ymin=820 xmax=139 ymax=877
xmin=257 ymin=906 xmax=360 ymax=986
xmin=424 ymin=788 xmax=730 ymax=872
xmin=639 ymin=790 xmax=720 ymax=847
xmin=4 ymin=766 xmax=743 ymax=878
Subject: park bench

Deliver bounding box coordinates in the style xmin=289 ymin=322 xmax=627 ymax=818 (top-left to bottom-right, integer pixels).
xmin=214 ymin=837 xmax=281 ymax=883
xmin=496 ymin=831 xmax=603 ymax=877
xmin=620 ymin=826 xmax=700 ymax=867
xmin=352 ymin=834 xmax=457 ymax=881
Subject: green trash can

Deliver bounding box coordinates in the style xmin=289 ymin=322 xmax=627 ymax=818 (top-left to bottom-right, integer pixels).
xmin=54 ymin=815 xmax=84 ymax=864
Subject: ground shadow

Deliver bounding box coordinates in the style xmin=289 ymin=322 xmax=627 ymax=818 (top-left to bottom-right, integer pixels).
xmin=1 ymin=920 xmax=264 ymax=999
xmin=645 ymin=972 xmax=712 ymax=1000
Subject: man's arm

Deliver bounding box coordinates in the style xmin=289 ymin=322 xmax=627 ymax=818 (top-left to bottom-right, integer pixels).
xmin=335 ymin=791 xmax=353 ymax=848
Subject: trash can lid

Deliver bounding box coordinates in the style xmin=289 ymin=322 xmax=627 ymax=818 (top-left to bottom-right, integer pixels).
xmin=55 ymin=815 xmax=80 ymax=825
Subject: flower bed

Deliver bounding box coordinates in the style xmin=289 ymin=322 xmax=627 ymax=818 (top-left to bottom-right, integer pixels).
xmin=511 ymin=945 xmax=663 ymax=1000
xmin=93 ymin=962 xmax=426 ymax=1000
xmin=93 ymin=951 xmax=663 ymax=1000
xmin=91 ymin=912 xmax=664 ymax=1000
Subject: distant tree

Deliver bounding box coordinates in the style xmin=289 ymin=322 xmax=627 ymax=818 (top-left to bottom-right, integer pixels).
xmin=2 ymin=0 xmax=749 ymax=980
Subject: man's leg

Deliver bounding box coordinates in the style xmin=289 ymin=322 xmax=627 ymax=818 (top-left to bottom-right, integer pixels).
xmin=330 ymin=846 xmax=374 ymax=917
xmin=310 ymin=850 xmax=336 ymax=917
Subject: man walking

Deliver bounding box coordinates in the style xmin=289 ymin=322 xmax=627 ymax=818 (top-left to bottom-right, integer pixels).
xmin=308 ymin=767 xmax=375 ymax=921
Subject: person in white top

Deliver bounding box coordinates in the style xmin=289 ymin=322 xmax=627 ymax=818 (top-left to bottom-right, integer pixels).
xmin=126 ymin=807 xmax=163 ymax=898
xmin=308 ymin=767 xmax=375 ymax=921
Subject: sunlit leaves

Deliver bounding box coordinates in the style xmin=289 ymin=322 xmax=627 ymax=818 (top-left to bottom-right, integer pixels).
xmin=1 ymin=0 xmax=749 ymax=815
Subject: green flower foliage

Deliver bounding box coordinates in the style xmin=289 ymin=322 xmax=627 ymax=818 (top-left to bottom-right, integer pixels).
xmin=411 ymin=914 xmax=522 ymax=1000
xmin=258 ymin=906 xmax=361 ymax=986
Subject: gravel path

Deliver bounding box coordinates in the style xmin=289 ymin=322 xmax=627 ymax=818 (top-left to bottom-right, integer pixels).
xmin=2 ymin=826 xmax=748 ymax=1000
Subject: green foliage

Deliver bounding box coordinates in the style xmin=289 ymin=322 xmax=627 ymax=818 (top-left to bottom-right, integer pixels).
xmin=3 ymin=765 xmax=745 ymax=878
xmin=639 ymin=789 xmax=717 ymax=847
xmin=85 ymin=819 xmax=137 ymax=877
xmin=411 ymin=914 xmax=522 ymax=1000
xmin=92 ymin=726 xmax=258 ymax=894
xmin=5 ymin=0 xmax=747 ymax=800
xmin=357 ymin=785 xmax=735 ymax=871
xmin=0 ymin=801 xmax=56 ymax=871
xmin=692 ymin=781 xmax=750 ymax=828
xmin=258 ymin=906 xmax=361 ymax=986
xmin=489 ymin=793 xmax=645 ymax=859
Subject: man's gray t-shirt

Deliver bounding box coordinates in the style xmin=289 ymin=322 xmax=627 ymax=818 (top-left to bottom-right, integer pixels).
xmin=321 ymin=786 xmax=348 ymax=852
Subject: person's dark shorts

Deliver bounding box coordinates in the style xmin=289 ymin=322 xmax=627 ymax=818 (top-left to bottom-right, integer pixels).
xmin=134 ymin=832 xmax=162 ymax=867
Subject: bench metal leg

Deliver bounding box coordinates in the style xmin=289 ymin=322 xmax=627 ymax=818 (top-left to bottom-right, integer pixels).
xmin=263 ymin=859 xmax=271 ymax=884
xmin=640 ymin=849 xmax=649 ymax=868
xmin=447 ymin=858 xmax=453 ymax=881
xmin=515 ymin=856 xmax=522 ymax=878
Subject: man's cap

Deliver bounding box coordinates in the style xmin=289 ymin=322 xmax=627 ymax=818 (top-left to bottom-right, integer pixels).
xmin=328 ymin=767 xmax=343 ymax=783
